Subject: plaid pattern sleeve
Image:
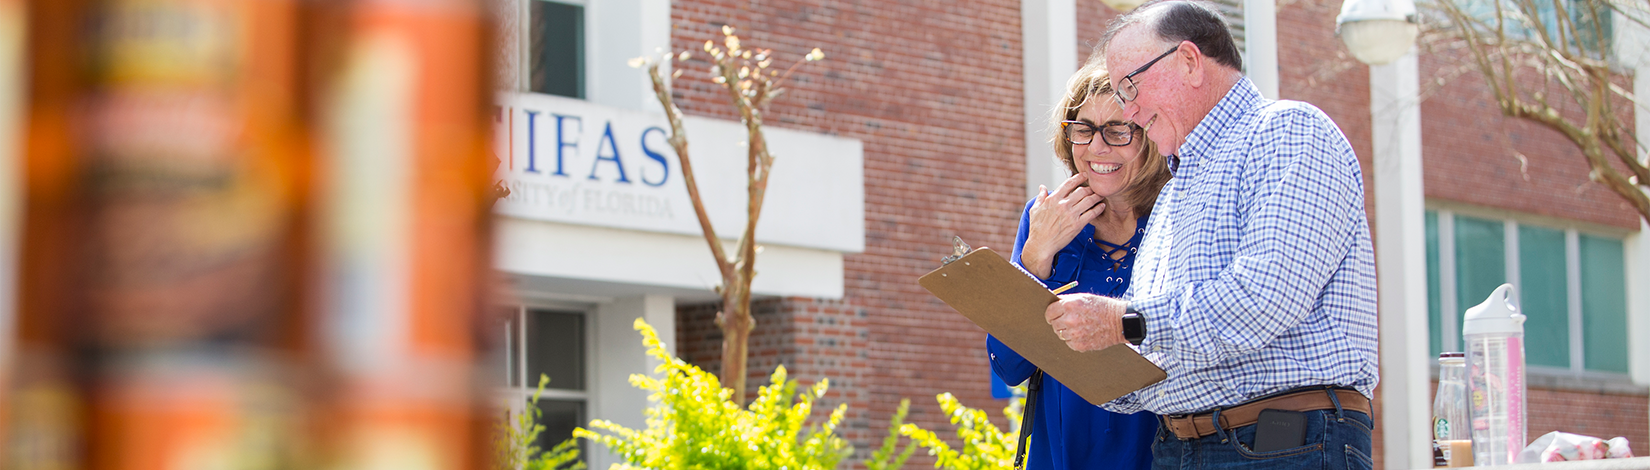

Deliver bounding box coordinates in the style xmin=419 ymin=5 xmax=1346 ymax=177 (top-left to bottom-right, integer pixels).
xmin=1105 ymin=79 xmax=1380 ymax=415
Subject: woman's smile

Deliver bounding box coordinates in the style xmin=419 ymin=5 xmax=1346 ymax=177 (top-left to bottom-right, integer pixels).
xmin=1089 ymin=161 xmax=1124 ymax=174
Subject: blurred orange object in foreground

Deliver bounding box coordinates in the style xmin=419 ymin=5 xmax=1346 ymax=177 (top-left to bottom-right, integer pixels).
xmin=309 ymin=0 xmax=495 ymax=468
xmin=8 ymin=0 xmax=496 ymax=468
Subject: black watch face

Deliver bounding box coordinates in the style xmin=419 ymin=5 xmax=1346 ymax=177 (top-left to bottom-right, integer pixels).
xmin=1123 ymin=314 xmax=1145 ymax=345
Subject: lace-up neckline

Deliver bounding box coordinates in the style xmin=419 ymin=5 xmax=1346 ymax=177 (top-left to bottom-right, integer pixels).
xmin=1092 ymin=227 xmax=1144 ymax=271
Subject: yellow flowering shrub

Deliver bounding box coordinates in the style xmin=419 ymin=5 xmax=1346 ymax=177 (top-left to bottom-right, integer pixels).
xmin=898 ymin=393 xmax=1022 ymax=470
xmin=573 ymin=319 xmax=852 ymax=470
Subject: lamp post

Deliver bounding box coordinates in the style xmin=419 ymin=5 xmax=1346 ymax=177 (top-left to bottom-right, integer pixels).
xmin=1340 ymin=0 xmax=1430 ymax=467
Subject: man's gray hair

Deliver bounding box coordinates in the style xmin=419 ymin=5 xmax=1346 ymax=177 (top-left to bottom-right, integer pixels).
xmin=1100 ymin=0 xmax=1243 ymax=71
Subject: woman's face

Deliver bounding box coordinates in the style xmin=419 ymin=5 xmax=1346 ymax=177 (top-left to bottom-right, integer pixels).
xmin=1070 ymin=95 xmax=1145 ymax=200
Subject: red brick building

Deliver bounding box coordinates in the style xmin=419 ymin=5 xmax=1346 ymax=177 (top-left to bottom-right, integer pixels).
xmin=497 ymin=1 xmax=1649 ymax=469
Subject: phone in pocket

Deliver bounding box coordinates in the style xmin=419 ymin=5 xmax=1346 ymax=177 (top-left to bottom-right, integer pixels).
xmin=1251 ymin=409 xmax=1307 ymax=452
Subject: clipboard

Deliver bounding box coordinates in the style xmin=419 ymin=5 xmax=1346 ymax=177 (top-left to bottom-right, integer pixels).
xmin=919 ymin=247 xmax=1166 ymax=406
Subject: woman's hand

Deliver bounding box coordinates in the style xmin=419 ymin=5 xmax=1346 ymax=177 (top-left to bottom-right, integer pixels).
xmin=1021 ymin=174 xmax=1104 ymax=279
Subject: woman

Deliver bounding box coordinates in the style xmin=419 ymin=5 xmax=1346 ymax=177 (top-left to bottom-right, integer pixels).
xmin=986 ymin=56 xmax=1172 ymax=470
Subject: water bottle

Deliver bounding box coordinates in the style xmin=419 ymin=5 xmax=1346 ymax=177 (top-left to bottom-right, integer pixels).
xmin=1462 ymin=284 xmax=1527 ymax=466
xmin=1432 ymin=352 xmax=1472 ymax=467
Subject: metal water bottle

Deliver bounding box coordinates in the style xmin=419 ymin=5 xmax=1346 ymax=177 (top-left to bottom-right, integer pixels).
xmin=1462 ymin=284 xmax=1527 ymax=466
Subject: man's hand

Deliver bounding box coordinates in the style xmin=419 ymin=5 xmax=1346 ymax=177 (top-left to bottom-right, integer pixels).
xmin=1045 ymin=293 xmax=1128 ymax=352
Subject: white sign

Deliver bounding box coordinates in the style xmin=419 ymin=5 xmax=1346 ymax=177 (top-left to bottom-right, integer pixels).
xmin=492 ymin=92 xmax=864 ymax=253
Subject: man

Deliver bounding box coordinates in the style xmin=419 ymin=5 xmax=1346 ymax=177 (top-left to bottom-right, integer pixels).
xmin=1043 ymin=1 xmax=1379 ymax=468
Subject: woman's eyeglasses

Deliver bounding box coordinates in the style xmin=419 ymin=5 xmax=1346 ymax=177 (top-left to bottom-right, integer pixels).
xmin=1061 ymin=120 xmax=1139 ymax=146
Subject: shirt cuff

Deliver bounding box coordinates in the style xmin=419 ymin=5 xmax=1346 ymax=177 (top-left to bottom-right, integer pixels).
xmin=1101 ymin=391 xmax=1146 ymax=414
xmin=1130 ymin=292 xmax=1180 ymax=353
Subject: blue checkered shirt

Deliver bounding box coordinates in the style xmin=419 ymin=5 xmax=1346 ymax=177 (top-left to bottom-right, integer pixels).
xmin=1109 ymin=78 xmax=1379 ymax=415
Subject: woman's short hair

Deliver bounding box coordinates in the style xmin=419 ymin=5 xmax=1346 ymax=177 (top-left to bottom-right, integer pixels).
xmin=1048 ymin=54 xmax=1173 ymax=218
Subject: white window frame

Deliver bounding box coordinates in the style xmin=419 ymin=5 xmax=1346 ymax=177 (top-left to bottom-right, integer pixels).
xmin=521 ymin=0 xmax=588 ymax=98
xmin=495 ymin=300 xmax=596 ymax=443
xmin=1427 ymin=202 xmax=1634 ymax=382
xmin=514 ymin=0 xmax=670 ymax=111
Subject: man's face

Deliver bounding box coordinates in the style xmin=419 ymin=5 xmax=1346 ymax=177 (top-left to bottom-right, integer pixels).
xmin=1105 ymin=26 xmax=1190 ymax=157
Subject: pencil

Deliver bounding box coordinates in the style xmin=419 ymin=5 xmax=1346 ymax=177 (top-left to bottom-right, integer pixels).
xmin=1051 ymin=281 xmax=1079 ymax=295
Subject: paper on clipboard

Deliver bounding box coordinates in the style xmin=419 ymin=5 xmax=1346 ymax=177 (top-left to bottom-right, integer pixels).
xmin=919 ymin=247 xmax=1166 ymax=406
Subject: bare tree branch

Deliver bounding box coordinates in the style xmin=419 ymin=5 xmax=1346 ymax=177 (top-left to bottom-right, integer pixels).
xmin=1421 ymin=0 xmax=1650 ymax=221
xmin=644 ymin=62 xmax=734 ymax=282
xmin=633 ymin=31 xmax=824 ymax=405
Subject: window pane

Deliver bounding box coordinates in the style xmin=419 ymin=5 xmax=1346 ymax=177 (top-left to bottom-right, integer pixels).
xmin=530 ymin=1 xmax=583 ymax=98
xmin=1454 ymin=216 xmax=1506 ymax=324
xmin=528 ymin=310 xmax=584 ymax=390
xmin=1566 ymin=0 xmax=1611 ymax=59
xmin=1517 ymin=225 xmax=1568 ymax=368
xmin=1580 ymin=235 xmax=1628 ymax=373
xmin=538 ymin=399 xmax=586 ymax=463
xmin=1426 ymin=211 xmax=1443 ymax=356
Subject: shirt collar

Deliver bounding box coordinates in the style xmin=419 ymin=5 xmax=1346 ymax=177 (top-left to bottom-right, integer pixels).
xmin=1170 ymin=77 xmax=1263 ymax=178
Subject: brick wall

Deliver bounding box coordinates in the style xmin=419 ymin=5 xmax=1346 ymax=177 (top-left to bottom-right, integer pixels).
xmin=1418 ymin=50 xmax=1640 ymax=230
xmin=1077 ymin=1 xmax=1124 ymax=64
xmin=678 ymin=298 xmax=873 ymax=441
xmin=1527 ymin=388 xmax=1650 ymax=448
xmin=671 ymin=0 xmax=1030 ymax=465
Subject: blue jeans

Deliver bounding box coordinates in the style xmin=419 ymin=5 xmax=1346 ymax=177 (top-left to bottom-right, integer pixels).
xmin=1151 ymin=408 xmax=1375 ymax=470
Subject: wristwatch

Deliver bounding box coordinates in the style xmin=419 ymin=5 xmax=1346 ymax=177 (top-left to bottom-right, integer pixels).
xmin=1122 ymin=304 xmax=1146 ymax=346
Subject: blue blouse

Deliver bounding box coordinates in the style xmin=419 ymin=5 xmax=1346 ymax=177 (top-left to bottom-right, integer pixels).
xmin=985 ymin=198 xmax=1157 ymax=470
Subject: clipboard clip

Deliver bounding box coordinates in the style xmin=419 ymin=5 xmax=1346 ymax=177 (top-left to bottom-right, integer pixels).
xmin=941 ymin=236 xmax=972 ymax=266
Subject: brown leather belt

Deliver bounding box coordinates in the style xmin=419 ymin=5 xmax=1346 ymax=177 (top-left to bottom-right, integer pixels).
xmin=1160 ymin=387 xmax=1371 ymax=440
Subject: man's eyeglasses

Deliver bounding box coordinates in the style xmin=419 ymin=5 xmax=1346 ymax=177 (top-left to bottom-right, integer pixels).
xmin=1061 ymin=120 xmax=1139 ymax=146
xmin=1113 ymin=45 xmax=1180 ymax=107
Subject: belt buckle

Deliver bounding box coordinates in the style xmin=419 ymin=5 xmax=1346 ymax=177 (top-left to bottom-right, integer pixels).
xmin=1161 ymin=412 xmax=1201 ymax=438
xmin=1161 ymin=414 xmax=1190 ymax=440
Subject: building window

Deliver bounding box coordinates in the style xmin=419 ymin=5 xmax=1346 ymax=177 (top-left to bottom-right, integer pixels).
xmin=499 ymin=306 xmax=588 ymax=457
xmin=1454 ymin=0 xmax=1611 ymax=58
xmin=1425 ymin=209 xmax=1630 ymax=376
xmin=529 ymin=0 xmax=583 ymax=98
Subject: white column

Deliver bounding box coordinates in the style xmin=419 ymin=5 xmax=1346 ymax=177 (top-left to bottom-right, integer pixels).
xmin=591 ymin=294 xmax=676 ymax=470
xmin=1243 ymin=0 xmax=1279 ymax=99
xmin=1371 ymin=52 xmax=1432 ymax=470
xmin=1628 ymin=219 xmax=1650 ymax=386
xmin=1021 ymin=0 xmax=1077 ymax=199
xmin=1629 ymin=66 xmax=1650 ymax=387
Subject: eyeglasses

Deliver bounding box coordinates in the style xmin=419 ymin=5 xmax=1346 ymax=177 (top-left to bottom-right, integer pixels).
xmin=1061 ymin=120 xmax=1139 ymax=146
xmin=1112 ymin=45 xmax=1180 ymax=107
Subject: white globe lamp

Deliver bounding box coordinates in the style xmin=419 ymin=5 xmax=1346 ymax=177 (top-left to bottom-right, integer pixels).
xmin=1336 ymin=0 xmax=1419 ymax=65
xmin=1101 ymin=0 xmax=1149 ymax=13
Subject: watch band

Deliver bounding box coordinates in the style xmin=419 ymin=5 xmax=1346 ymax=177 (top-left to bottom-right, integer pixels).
xmin=1122 ymin=304 xmax=1146 ymax=346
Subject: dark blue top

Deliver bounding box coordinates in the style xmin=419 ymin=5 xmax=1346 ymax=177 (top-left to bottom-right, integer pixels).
xmin=986 ymin=198 xmax=1157 ymax=470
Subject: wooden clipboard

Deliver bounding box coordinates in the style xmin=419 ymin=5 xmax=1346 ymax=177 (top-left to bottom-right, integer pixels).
xmin=919 ymin=247 xmax=1166 ymax=406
